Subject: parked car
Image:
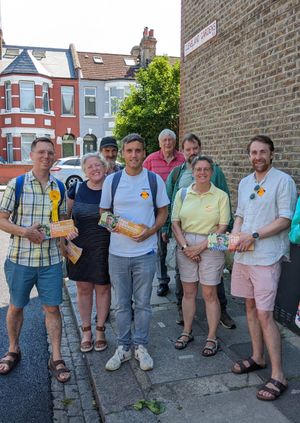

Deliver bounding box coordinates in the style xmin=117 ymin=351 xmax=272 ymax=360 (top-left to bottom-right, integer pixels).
xmin=50 ymin=157 xmax=85 ymax=189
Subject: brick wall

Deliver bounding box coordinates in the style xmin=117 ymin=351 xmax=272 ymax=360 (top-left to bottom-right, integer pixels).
xmin=0 ymin=165 xmax=32 ymax=184
xmin=181 ymin=0 xmax=300 ymax=206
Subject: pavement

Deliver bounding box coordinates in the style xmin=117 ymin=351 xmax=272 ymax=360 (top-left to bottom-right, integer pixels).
xmin=65 ymin=273 xmax=300 ymax=423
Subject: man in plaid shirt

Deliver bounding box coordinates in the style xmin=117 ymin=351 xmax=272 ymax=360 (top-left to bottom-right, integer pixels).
xmin=0 ymin=137 xmax=71 ymax=383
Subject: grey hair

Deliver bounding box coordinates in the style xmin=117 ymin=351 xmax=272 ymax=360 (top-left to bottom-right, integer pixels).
xmin=158 ymin=128 xmax=176 ymax=142
xmin=81 ymin=152 xmax=109 ymax=173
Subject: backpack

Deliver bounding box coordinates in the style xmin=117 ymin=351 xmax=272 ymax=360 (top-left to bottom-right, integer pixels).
xmin=12 ymin=174 xmax=66 ymax=223
xmin=111 ymin=170 xmax=158 ymax=217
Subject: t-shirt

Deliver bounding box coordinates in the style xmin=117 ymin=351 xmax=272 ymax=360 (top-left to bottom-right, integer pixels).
xmin=171 ymin=183 xmax=230 ymax=234
xmin=100 ymin=168 xmax=169 ymax=257
xmin=235 ymin=167 xmax=297 ymax=265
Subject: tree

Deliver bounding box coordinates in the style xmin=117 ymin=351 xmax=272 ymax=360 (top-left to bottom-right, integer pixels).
xmin=114 ymin=56 xmax=180 ymax=154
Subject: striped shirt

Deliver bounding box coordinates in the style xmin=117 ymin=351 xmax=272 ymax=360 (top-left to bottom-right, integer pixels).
xmin=143 ymin=150 xmax=185 ymax=182
xmin=0 ymin=171 xmax=67 ymax=267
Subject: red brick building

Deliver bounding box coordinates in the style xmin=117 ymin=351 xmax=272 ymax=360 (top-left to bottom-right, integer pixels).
xmin=0 ymin=45 xmax=80 ymax=162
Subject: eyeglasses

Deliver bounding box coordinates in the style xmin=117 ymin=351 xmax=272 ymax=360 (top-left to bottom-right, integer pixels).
xmin=250 ymin=184 xmax=265 ymax=199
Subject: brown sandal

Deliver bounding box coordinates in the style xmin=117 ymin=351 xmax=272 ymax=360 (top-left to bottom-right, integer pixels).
xmin=0 ymin=351 xmax=21 ymax=375
xmin=94 ymin=326 xmax=107 ymax=352
xmin=48 ymin=357 xmax=71 ymax=383
xmin=80 ymin=325 xmax=93 ymax=353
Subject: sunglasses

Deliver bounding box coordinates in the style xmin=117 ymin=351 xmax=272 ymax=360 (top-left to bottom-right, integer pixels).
xmin=250 ymin=184 xmax=265 ymax=199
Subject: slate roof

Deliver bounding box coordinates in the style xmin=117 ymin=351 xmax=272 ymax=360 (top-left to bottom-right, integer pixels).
xmin=0 ymin=45 xmax=76 ymax=78
xmin=77 ymin=52 xmax=139 ymax=81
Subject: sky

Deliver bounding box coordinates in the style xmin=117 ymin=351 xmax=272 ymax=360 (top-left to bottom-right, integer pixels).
xmin=1 ymin=0 xmax=181 ymax=57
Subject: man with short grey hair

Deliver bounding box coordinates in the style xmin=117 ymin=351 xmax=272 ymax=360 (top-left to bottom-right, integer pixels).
xmin=143 ymin=129 xmax=185 ymax=296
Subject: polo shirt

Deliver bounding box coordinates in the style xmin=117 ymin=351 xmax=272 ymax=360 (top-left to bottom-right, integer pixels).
xmin=0 ymin=171 xmax=67 ymax=267
xmin=143 ymin=149 xmax=185 ymax=182
xmin=171 ymin=183 xmax=230 ymax=234
xmin=234 ymin=167 xmax=297 ymax=266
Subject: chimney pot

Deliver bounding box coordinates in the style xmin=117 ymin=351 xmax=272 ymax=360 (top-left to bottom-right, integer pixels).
xmin=149 ymin=29 xmax=154 ymax=37
xmin=143 ymin=27 xmax=149 ymax=36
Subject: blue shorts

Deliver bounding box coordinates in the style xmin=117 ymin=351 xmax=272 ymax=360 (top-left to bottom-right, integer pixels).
xmin=4 ymin=259 xmax=63 ymax=308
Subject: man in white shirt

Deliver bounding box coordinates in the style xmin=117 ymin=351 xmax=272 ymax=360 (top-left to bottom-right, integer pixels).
xmin=100 ymin=133 xmax=169 ymax=371
xmin=231 ymin=135 xmax=297 ymax=401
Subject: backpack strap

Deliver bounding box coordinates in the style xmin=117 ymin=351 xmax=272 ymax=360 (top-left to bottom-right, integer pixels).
xmin=54 ymin=178 xmax=66 ymax=207
xmin=75 ymin=180 xmax=82 ymax=196
xmin=11 ymin=174 xmax=25 ymax=223
xmin=181 ymin=187 xmax=187 ymax=203
xmin=147 ymin=170 xmax=158 ymax=218
xmin=111 ymin=170 xmax=123 ymax=212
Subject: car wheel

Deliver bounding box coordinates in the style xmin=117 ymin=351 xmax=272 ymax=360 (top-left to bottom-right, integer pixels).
xmin=66 ymin=175 xmax=83 ymax=189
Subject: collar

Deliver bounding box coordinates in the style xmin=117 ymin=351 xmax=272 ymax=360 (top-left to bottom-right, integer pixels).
xmin=189 ymin=182 xmax=216 ymax=195
xmin=158 ymin=149 xmax=181 ymax=162
xmin=28 ymin=170 xmax=58 ymax=187
xmin=252 ymin=166 xmax=274 ymax=185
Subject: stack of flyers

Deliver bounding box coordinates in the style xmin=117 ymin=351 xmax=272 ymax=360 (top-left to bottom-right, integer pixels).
xmin=207 ymin=233 xmax=254 ymax=252
xmin=66 ymin=240 xmax=82 ymax=264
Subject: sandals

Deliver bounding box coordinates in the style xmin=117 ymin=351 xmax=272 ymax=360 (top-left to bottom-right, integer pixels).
xmin=94 ymin=326 xmax=107 ymax=352
xmin=202 ymin=338 xmax=219 ymax=357
xmin=80 ymin=326 xmax=93 ymax=353
xmin=175 ymin=331 xmax=194 ymax=350
xmin=0 ymin=351 xmax=21 ymax=375
xmin=48 ymin=357 xmax=71 ymax=383
xmin=232 ymin=357 xmax=266 ymax=374
xmin=256 ymin=378 xmax=288 ymax=401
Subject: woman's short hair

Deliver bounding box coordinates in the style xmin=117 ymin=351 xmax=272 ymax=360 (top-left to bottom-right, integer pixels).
xmin=81 ymin=152 xmax=108 ymax=172
xmin=191 ymin=155 xmax=214 ymax=171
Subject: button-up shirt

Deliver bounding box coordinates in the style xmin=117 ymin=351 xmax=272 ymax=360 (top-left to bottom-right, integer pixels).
xmin=0 ymin=171 xmax=67 ymax=267
xmin=235 ymin=167 xmax=297 ymax=266
xmin=143 ymin=149 xmax=185 ymax=182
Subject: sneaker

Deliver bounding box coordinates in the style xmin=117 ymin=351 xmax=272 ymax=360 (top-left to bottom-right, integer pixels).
xmin=176 ymin=308 xmax=184 ymax=326
xmin=134 ymin=345 xmax=153 ymax=371
xmin=105 ymin=346 xmax=132 ymax=371
xmin=220 ymin=310 xmax=236 ymax=329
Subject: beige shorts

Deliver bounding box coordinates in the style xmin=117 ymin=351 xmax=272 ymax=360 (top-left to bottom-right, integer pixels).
xmin=176 ymin=233 xmax=225 ymax=285
xmin=231 ymin=261 xmax=281 ymax=311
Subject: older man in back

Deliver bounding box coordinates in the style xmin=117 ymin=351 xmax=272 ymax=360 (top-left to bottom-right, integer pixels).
xmin=143 ymin=129 xmax=185 ymax=296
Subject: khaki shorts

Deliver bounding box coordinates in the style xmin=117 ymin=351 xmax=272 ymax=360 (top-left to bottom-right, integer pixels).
xmin=176 ymin=233 xmax=225 ymax=285
xmin=231 ymin=261 xmax=281 ymax=311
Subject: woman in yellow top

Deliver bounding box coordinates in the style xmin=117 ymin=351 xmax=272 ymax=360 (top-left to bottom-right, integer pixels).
xmin=172 ymin=156 xmax=230 ymax=356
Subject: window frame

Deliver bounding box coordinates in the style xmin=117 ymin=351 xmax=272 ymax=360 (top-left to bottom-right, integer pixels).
xmin=21 ymin=133 xmax=35 ymax=162
xmin=5 ymin=81 xmax=12 ymax=112
xmin=84 ymin=87 xmax=97 ymax=116
xmin=20 ymin=81 xmax=35 ymax=112
xmin=61 ymin=86 xmax=74 ymax=115
xmin=42 ymin=82 xmax=50 ymax=113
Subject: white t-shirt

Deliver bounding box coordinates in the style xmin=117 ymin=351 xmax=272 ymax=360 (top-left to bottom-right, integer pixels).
xmin=100 ymin=168 xmax=169 ymax=257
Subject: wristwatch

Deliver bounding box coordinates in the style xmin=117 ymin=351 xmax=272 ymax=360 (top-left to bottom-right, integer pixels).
xmin=252 ymin=232 xmax=260 ymax=239
xmin=181 ymin=244 xmax=187 ymax=250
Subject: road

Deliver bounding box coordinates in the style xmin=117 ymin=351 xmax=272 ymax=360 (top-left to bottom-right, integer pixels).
xmin=0 ymin=191 xmax=53 ymax=423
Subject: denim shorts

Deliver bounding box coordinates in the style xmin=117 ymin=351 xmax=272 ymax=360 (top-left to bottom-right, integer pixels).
xmin=4 ymin=259 xmax=63 ymax=308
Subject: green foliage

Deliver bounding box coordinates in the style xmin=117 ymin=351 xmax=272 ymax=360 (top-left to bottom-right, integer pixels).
xmin=114 ymin=56 xmax=180 ymax=154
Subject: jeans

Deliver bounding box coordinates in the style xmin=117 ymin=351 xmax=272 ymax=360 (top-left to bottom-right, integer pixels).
xmin=175 ymin=267 xmax=228 ymax=311
xmin=109 ymin=252 xmax=156 ymax=347
xmin=156 ymin=230 xmax=170 ymax=284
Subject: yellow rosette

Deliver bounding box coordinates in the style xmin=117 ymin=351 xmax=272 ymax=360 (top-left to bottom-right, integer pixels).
xmin=49 ymin=190 xmax=61 ymax=222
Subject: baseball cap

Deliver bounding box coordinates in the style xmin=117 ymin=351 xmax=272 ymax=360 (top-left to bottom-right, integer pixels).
xmin=100 ymin=136 xmax=118 ymax=150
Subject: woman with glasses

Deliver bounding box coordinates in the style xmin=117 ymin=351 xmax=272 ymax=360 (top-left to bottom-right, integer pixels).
xmin=171 ymin=156 xmax=230 ymax=356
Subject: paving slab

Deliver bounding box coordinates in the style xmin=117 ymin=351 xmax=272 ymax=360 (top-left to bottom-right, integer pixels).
xmin=65 ymin=276 xmax=300 ymax=423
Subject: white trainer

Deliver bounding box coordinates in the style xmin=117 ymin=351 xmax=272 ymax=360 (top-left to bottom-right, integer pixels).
xmin=105 ymin=346 xmax=132 ymax=371
xmin=134 ymin=345 xmax=153 ymax=371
